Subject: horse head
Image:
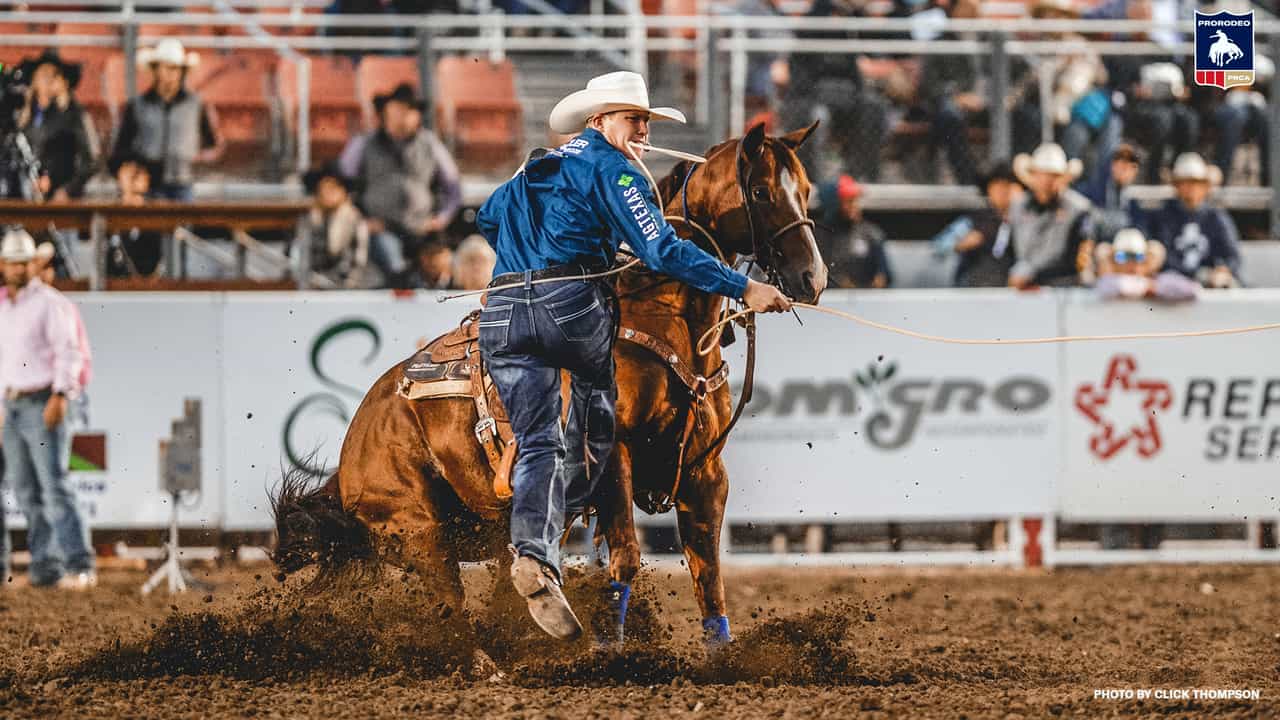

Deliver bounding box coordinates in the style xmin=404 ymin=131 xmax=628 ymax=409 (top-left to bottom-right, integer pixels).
xmin=667 ymin=121 xmax=827 ymax=304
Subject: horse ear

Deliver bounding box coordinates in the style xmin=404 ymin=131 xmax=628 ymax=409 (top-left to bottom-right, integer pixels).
xmin=740 ymin=121 xmax=767 ymax=161
xmin=780 ymin=120 xmax=819 ymax=150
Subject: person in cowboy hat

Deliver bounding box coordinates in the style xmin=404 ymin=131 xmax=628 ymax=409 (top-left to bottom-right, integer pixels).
xmin=952 ymin=159 xmax=1023 ymax=288
xmin=1148 ymin=152 xmax=1242 ymax=289
xmin=0 ymin=228 xmax=94 ymax=590
xmin=293 ymin=161 xmax=371 ymax=289
xmin=475 ymin=71 xmax=791 ymax=641
xmin=1007 ymin=142 xmax=1097 ymax=288
xmin=14 ymin=49 xmax=96 ymax=202
xmin=337 ymin=82 xmax=461 ymax=285
xmin=108 ymin=38 xmax=222 ymax=201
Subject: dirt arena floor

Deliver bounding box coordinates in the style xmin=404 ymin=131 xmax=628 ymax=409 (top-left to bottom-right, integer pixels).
xmin=0 ymin=561 xmax=1276 ymax=718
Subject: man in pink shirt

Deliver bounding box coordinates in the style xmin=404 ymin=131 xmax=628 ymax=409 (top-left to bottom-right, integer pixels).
xmin=0 ymin=229 xmax=94 ymax=590
xmin=33 ymin=243 xmax=92 ymax=427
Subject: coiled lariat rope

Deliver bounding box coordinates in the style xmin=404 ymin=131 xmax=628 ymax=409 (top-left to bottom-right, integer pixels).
xmin=696 ymin=303 xmax=1280 ymax=357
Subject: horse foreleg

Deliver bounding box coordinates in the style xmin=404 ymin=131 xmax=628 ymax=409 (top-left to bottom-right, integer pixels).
xmin=595 ymin=442 xmax=640 ymax=644
xmin=676 ymin=458 xmax=731 ymax=645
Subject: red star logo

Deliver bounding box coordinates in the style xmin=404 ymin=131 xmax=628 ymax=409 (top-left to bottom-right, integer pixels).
xmin=1075 ymin=355 xmax=1174 ymax=461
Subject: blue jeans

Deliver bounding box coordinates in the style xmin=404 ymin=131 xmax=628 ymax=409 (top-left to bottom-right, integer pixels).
xmin=370 ymin=230 xmax=410 ymax=280
xmin=2 ymin=392 xmax=95 ymax=586
xmin=478 ymin=275 xmax=617 ymax=578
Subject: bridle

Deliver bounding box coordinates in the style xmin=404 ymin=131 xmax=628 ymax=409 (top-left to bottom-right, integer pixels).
xmin=669 ymin=137 xmax=816 ymax=301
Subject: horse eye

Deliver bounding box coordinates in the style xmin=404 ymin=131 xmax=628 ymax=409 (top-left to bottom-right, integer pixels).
xmin=751 ymin=187 xmax=770 ymax=202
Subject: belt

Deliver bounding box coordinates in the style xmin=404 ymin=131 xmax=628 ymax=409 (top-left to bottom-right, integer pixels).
xmin=489 ymin=262 xmax=608 ymax=289
xmin=4 ymin=385 xmax=52 ymax=402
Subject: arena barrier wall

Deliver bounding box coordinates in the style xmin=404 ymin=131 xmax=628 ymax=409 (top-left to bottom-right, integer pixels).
xmin=4 ymin=290 xmax=1279 ymax=565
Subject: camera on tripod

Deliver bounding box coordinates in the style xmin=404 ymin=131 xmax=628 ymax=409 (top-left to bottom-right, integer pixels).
xmin=0 ymin=60 xmax=44 ymax=200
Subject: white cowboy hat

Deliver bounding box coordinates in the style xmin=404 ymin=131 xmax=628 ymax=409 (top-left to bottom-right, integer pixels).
xmin=1170 ymin=152 xmax=1223 ymax=185
xmin=34 ymin=242 xmax=55 ymax=263
xmin=1111 ymin=228 xmax=1148 ymax=256
xmin=137 ymin=38 xmax=199 ymax=68
xmin=1013 ymin=143 xmax=1084 ymax=184
xmin=548 ymin=71 xmax=685 ymax=134
xmin=0 ymin=228 xmax=36 ymax=263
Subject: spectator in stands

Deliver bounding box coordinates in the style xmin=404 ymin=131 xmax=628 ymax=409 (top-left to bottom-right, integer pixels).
xmin=16 ymin=50 xmax=97 ymax=202
xmin=295 ymin=162 xmax=371 ymax=289
xmin=109 ymin=39 xmax=223 ymax=202
xmin=398 ymin=241 xmax=453 ymax=290
xmin=1078 ymin=143 xmax=1146 ymax=245
xmin=1008 ymin=143 xmax=1096 ymax=288
xmin=1213 ymin=56 xmax=1271 ymax=187
xmin=914 ymin=0 xmax=985 ymax=185
xmin=818 ymin=175 xmax=892 ymax=289
xmin=339 ymin=83 xmax=462 ymax=284
xmin=1097 ymin=0 xmax=1198 ymax=184
xmin=0 ymin=228 xmax=94 ymax=590
xmin=452 ymin=234 xmax=497 ymax=291
xmin=776 ymin=0 xmax=890 ymax=181
xmin=1149 ymin=152 xmax=1241 ymax=289
xmin=1094 ymin=227 xmax=1197 ymax=302
xmin=32 ymin=243 xmax=94 ymax=428
xmin=105 ymin=151 xmax=163 ymax=277
xmin=953 ymin=160 xmax=1021 ymax=288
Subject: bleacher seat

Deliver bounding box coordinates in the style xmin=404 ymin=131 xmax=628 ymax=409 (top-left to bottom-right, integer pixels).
xmin=277 ymin=55 xmax=363 ymax=167
xmin=355 ymin=55 xmax=420 ymax=129
xmin=434 ymin=55 xmax=522 ymax=171
xmin=190 ymin=54 xmax=280 ymax=176
xmin=72 ymin=53 xmax=117 ymax=154
xmin=54 ymin=22 xmax=121 ymax=67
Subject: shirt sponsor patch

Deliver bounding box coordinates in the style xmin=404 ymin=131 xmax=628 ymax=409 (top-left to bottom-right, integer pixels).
xmin=622 ymin=185 xmax=660 ymax=242
xmin=618 ymin=174 xmax=634 ymax=187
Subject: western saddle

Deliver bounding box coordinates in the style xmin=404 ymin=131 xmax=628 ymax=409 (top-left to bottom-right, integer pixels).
xmin=398 ymin=309 xmax=733 ymax=508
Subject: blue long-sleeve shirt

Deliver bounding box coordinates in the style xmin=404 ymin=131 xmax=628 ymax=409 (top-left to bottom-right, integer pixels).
xmin=1149 ymin=199 xmax=1242 ymax=280
xmin=476 ymin=128 xmax=749 ymax=299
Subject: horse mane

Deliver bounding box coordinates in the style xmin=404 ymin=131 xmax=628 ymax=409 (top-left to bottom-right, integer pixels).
xmin=655 ymin=159 xmax=693 ymax=211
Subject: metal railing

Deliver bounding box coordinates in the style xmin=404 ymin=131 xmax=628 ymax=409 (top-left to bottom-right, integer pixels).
xmin=2 ymin=9 xmax=1276 ymax=228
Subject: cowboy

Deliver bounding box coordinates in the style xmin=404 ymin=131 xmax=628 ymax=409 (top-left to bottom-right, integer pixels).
xmin=338 ymin=83 xmax=461 ymax=285
xmin=1008 ymin=143 xmax=1096 ymax=288
xmin=0 ymin=229 xmax=94 ymax=590
xmin=1148 ymin=152 xmax=1242 ymax=289
xmin=294 ymin=161 xmax=371 ymax=289
xmin=16 ymin=49 xmax=97 ymax=202
xmin=476 ymin=71 xmax=791 ymax=640
xmin=109 ymin=39 xmax=222 ymax=201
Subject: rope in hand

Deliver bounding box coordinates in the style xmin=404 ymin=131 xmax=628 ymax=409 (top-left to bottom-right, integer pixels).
xmin=696 ymin=302 xmax=1280 ymax=357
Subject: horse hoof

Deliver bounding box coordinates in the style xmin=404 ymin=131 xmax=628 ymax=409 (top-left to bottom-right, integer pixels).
xmin=511 ymin=556 xmax=583 ymax=641
xmin=605 ymin=580 xmax=631 ymax=647
xmin=702 ymin=615 xmax=732 ymax=646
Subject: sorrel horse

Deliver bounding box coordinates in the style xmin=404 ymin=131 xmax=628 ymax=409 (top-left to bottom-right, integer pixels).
xmin=270 ymin=122 xmax=825 ymax=643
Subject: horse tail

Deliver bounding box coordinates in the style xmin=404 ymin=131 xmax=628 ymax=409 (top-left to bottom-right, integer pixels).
xmin=269 ymin=464 xmax=376 ymax=586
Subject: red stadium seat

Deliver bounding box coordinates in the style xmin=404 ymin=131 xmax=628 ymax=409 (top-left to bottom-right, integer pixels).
xmin=189 ymin=55 xmax=278 ymax=175
xmin=355 ymin=55 xmax=419 ymax=129
xmin=434 ymin=55 xmax=522 ymax=171
xmin=54 ymin=22 xmax=122 ymax=67
xmin=72 ymin=52 xmax=116 ymax=153
xmin=277 ymin=55 xmax=363 ymax=165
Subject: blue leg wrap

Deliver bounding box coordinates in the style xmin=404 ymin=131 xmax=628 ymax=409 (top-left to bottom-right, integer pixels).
xmin=702 ymin=615 xmax=732 ymax=645
xmin=607 ymin=581 xmax=631 ymax=644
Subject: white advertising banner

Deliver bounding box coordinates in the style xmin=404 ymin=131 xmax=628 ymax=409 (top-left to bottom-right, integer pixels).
xmin=4 ymin=295 xmax=224 ymax=529
xmin=719 ymin=290 xmax=1060 ymax=521
xmin=1060 ymin=292 xmax=1280 ymax=521
xmin=13 ymin=289 xmax=1276 ymax=533
xmin=219 ymin=292 xmax=481 ymax=530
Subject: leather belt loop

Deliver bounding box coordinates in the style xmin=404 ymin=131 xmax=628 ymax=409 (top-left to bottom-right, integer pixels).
xmin=522 ymin=270 xmax=532 ymax=291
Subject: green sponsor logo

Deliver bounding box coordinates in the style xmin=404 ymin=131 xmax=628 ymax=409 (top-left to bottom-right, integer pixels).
xmin=617 ymin=174 xmax=634 ymax=187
